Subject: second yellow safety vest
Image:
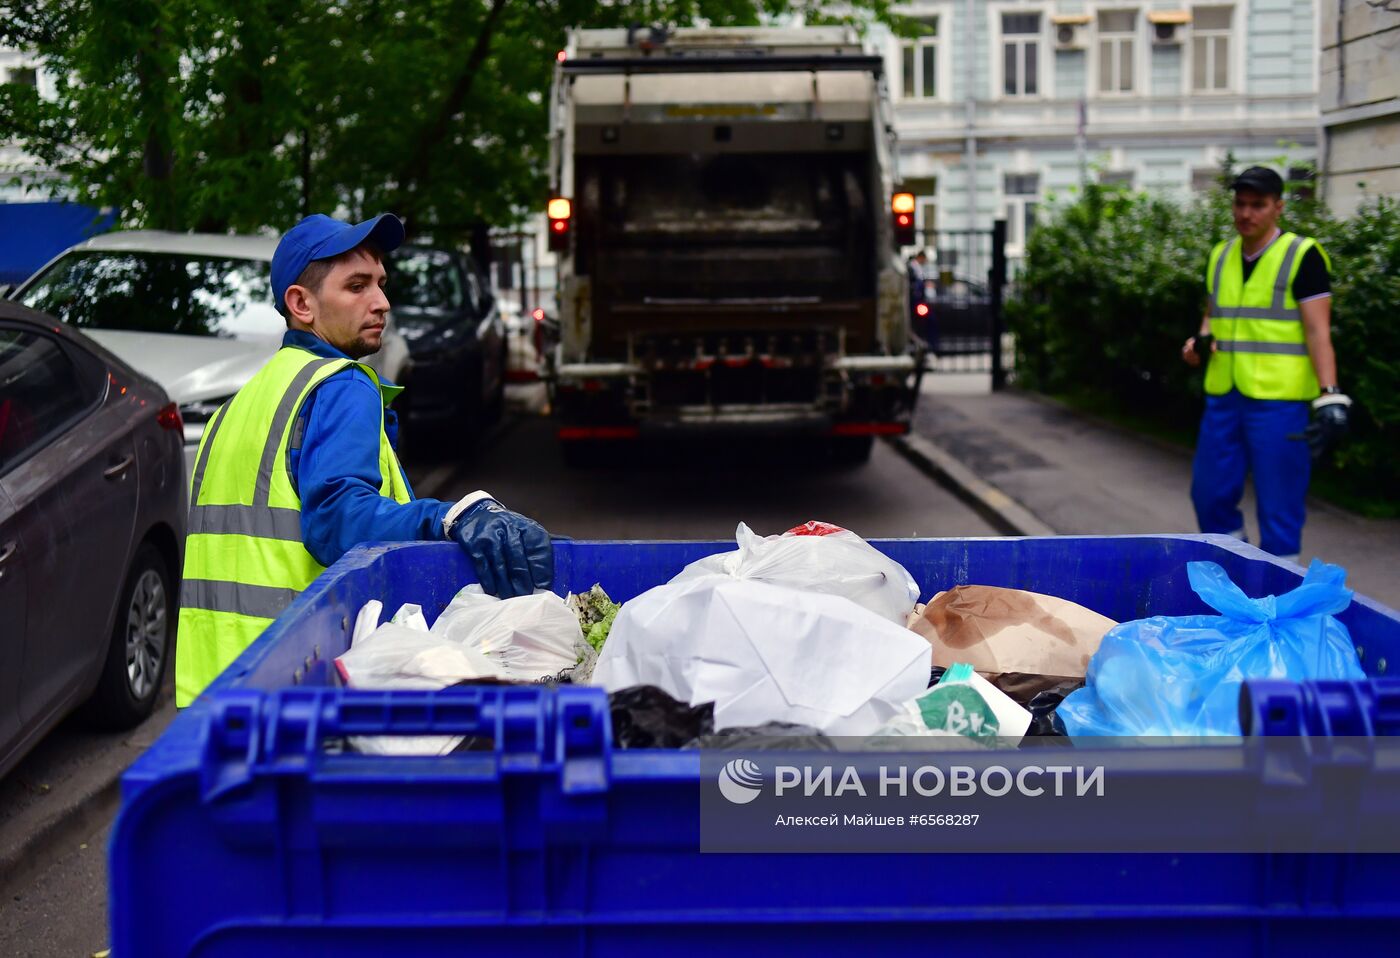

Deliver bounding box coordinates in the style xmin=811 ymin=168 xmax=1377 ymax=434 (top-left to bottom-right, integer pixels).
xmin=174 ymin=346 xmax=411 ymax=707
xmin=1204 ymin=231 xmax=1328 ymax=401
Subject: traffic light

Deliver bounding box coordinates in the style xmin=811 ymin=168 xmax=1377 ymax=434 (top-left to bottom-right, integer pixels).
xmin=547 ymin=197 xmax=572 ymax=252
xmin=891 ymin=192 xmax=916 ymax=247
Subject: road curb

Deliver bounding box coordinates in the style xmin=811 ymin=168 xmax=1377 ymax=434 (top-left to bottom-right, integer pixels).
xmin=0 ymin=773 xmax=121 ymax=902
xmin=888 ymin=433 xmax=1057 ymax=537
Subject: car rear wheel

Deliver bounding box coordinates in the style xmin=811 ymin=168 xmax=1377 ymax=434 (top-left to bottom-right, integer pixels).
xmin=84 ymin=542 xmax=172 ymax=729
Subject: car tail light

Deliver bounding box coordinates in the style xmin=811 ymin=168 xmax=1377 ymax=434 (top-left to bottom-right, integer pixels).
xmin=831 ymin=422 xmax=909 ymax=436
xmin=892 ymin=191 xmax=916 ymax=247
xmin=547 ymin=197 xmax=572 ymax=252
xmin=156 ymin=402 xmax=183 ymax=432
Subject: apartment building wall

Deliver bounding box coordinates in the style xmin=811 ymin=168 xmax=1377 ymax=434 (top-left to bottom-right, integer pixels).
xmin=1319 ymin=0 xmax=1400 ymax=215
xmin=880 ymin=0 xmax=1321 ymax=266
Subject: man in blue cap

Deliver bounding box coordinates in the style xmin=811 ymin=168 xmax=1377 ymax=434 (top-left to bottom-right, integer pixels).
xmin=175 ymin=213 xmax=553 ymax=706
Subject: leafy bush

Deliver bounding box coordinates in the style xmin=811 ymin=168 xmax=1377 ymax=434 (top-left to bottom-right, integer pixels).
xmin=1007 ymin=185 xmax=1400 ymax=515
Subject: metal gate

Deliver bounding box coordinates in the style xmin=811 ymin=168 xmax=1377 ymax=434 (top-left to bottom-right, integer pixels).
xmin=908 ymin=219 xmax=1008 ymax=389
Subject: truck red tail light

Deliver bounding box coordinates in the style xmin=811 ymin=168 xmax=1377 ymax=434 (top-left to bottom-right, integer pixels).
xmin=547 ymin=197 xmax=572 ymax=252
xmin=892 ymin=192 xmax=916 ymax=247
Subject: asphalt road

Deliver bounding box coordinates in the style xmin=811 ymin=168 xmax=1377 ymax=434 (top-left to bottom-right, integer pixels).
xmin=0 ymin=387 xmax=995 ymax=957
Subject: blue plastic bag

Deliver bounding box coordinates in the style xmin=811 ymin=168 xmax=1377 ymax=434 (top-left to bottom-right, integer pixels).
xmin=1058 ymin=559 xmax=1364 ymax=736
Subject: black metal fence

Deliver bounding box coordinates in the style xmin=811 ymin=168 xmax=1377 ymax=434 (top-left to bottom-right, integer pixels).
xmin=906 ymin=220 xmax=1009 ymax=389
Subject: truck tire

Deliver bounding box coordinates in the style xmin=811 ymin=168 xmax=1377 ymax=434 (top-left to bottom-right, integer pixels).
xmin=829 ymin=435 xmax=874 ymax=465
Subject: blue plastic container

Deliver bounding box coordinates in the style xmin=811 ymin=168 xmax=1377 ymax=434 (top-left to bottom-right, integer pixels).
xmin=112 ymin=535 xmax=1400 ymax=957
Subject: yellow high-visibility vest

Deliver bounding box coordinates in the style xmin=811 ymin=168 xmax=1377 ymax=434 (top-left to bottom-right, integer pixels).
xmin=175 ymin=347 xmax=409 ymax=706
xmin=1204 ymin=231 xmax=1329 ymax=400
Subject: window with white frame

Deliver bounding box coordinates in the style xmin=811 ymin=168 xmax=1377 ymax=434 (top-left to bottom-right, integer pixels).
xmin=1003 ymin=172 xmax=1040 ymax=248
xmin=1097 ymin=10 xmax=1138 ymax=95
xmin=901 ymin=16 xmax=941 ymax=99
xmin=1191 ymin=6 xmax=1232 ymax=92
xmin=1001 ymin=13 xmax=1042 ymax=97
xmin=1099 ymin=169 xmax=1136 ymax=188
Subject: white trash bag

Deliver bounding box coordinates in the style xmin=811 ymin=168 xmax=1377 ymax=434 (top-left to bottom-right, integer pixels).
xmin=336 ymin=623 xmax=501 ymax=689
xmin=593 ymin=576 xmax=932 ymax=735
xmin=431 ymin=586 xmax=587 ymax=681
xmin=671 ymin=521 xmax=920 ymax=625
xmin=335 ymin=621 xmax=505 ymax=756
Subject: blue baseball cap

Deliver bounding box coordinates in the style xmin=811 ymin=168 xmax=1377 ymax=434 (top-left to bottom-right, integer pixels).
xmin=270 ymin=213 xmax=406 ymax=314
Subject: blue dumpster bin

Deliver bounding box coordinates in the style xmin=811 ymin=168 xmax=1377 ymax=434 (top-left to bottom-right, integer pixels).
xmin=111 ymin=535 xmax=1400 ymax=956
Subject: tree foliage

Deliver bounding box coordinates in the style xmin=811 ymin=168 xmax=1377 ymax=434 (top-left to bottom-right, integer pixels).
xmin=1 ymin=0 xmax=899 ymax=243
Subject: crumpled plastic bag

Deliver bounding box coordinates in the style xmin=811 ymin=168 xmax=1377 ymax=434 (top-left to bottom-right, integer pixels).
xmin=671 ymin=521 xmax=920 ymax=625
xmin=610 ymin=685 xmax=715 ymax=749
xmin=872 ymin=662 xmax=1032 ymax=747
xmin=432 ymin=586 xmax=589 ymax=681
xmin=685 ymin=723 xmax=836 ymax=751
xmin=336 ymin=623 xmax=505 ymax=756
xmin=336 ymin=623 xmax=501 ymax=689
xmin=1058 ymin=560 xmax=1366 ymax=736
xmin=593 ymin=576 xmax=932 ymax=735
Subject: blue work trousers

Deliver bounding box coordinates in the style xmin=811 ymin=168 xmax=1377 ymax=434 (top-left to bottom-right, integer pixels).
xmin=1190 ymin=389 xmax=1311 ymax=556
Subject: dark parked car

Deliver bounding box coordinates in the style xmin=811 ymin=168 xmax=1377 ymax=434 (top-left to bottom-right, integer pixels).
xmin=925 ymin=274 xmax=993 ymax=356
xmin=0 ymin=301 xmax=186 ymax=779
xmin=386 ymin=245 xmax=507 ymax=442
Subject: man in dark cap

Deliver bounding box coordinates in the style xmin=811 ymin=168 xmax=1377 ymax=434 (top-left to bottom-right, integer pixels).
xmin=175 ymin=213 xmax=554 ymax=706
xmin=1180 ymin=166 xmax=1350 ymax=562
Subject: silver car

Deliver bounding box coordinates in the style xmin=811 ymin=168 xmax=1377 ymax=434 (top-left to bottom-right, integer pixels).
xmin=12 ymin=231 xmax=410 ymax=477
xmin=0 ymin=302 xmax=186 ymax=778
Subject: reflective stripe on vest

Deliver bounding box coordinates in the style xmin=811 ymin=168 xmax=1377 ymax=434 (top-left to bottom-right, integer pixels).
xmin=1204 ymin=231 xmax=1321 ymax=401
xmin=175 ymin=348 xmax=411 ymax=706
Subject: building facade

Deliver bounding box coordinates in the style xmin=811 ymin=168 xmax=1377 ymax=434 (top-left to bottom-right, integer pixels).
xmin=0 ymin=47 xmax=56 ymax=202
xmin=1319 ymin=0 xmax=1400 ymax=216
xmin=875 ymin=0 xmax=1321 ymax=266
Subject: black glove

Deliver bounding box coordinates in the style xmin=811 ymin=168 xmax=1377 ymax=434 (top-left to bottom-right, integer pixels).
xmin=447 ymin=498 xmax=554 ymax=598
xmin=1302 ymin=393 xmax=1352 ymax=460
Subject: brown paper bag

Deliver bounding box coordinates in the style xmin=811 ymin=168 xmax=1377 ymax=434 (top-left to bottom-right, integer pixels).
xmin=909 ymin=585 xmax=1116 ymax=678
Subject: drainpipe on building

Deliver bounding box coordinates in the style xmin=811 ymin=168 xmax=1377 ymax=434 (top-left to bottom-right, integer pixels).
xmin=963 ymin=0 xmax=978 ymax=273
xmin=1322 ymin=0 xmax=1347 ymax=205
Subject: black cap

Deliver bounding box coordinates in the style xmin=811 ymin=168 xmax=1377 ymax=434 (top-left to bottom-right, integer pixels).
xmin=1230 ymin=166 xmax=1284 ymax=197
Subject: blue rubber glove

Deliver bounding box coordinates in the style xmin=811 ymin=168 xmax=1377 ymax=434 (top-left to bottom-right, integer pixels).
xmin=448 ymin=498 xmax=554 ymax=598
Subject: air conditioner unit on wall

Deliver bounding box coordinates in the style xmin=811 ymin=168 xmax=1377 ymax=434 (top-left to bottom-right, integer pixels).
xmin=1052 ymin=15 xmax=1090 ymax=50
xmin=1148 ymin=11 xmax=1191 ymax=45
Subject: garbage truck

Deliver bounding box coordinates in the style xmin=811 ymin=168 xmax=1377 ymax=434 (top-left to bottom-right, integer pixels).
xmin=544 ymin=25 xmax=921 ymax=463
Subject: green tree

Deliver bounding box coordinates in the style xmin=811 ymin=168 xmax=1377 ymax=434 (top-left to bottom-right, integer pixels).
xmin=1 ymin=0 xmax=899 ymax=243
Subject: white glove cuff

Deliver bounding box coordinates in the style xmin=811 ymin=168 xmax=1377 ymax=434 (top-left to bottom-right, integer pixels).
xmin=1312 ymin=393 xmax=1352 ymax=410
xmin=442 ymin=490 xmax=496 ymax=537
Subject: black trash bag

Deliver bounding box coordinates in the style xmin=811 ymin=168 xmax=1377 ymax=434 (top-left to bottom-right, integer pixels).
xmin=685 ymin=722 xmax=837 ymax=751
xmin=988 ymin=672 xmax=1084 ymax=707
xmin=610 ymin=685 xmax=714 ymax=749
xmin=1021 ymin=678 xmax=1085 ymax=742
